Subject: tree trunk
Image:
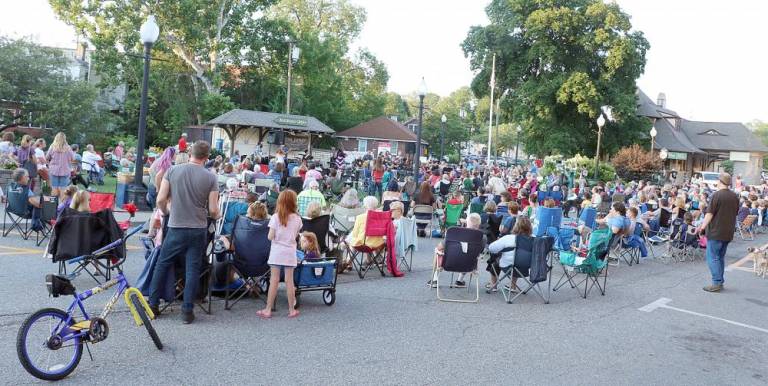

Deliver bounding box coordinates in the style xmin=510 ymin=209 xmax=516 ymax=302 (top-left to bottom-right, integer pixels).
xmin=190 ymin=75 xmax=202 ymax=125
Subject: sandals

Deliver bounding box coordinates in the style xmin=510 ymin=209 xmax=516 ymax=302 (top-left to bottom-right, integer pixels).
xmin=288 ymin=310 xmax=300 ymax=319
xmin=256 ymin=310 xmax=272 ymax=319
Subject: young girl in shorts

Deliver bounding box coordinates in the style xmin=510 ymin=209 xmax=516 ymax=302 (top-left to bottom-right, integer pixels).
xmin=258 ymin=190 xmax=303 ymax=319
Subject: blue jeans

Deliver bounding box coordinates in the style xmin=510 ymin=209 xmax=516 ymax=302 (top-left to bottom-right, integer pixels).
xmin=149 ymin=227 xmax=208 ymax=312
xmin=705 ymin=239 xmax=729 ymax=286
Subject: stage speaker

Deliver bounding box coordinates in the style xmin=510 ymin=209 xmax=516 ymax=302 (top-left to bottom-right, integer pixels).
xmin=268 ymin=131 xmax=285 ymax=145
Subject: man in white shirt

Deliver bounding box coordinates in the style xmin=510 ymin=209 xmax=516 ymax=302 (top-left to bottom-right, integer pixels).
xmin=488 ymin=172 xmax=507 ymax=195
xmin=82 ymin=144 xmax=104 ymax=185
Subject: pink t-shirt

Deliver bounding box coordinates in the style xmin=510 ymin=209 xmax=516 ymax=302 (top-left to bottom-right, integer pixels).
xmin=268 ymin=213 xmax=303 ymax=267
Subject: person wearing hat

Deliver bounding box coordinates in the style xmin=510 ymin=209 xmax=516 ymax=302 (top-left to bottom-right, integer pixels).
xmin=696 ymin=172 xmax=739 ymax=292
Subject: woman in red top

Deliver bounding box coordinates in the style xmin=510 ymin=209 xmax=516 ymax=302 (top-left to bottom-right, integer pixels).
xmin=372 ymin=158 xmax=385 ymax=198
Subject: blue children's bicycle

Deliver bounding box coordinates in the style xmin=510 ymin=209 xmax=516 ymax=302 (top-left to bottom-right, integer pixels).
xmin=16 ymin=225 xmax=162 ymax=381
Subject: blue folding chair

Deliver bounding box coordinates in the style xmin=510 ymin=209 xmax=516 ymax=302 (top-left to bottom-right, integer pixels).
xmin=534 ymin=207 xmax=562 ymax=237
xmin=579 ymin=207 xmax=597 ymax=230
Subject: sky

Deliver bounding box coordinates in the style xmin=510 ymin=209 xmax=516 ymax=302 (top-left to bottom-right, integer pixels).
xmin=1 ymin=0 xmax=766 ymax=123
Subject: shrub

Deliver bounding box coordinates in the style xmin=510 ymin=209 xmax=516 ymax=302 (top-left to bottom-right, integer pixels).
xmin=721 ymin=160 xmax=734 ymax=175
xmin=611 ymin=144 xmax=662 ymax=181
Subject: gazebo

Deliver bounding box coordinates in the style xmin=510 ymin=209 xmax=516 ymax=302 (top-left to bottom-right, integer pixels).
xmin=207 ymin=109 xmax=335 ymax=156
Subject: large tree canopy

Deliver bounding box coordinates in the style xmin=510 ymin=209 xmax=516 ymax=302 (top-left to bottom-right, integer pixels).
xmin=462 ymin=0 xmax=650 ymax=157
xmin=0 ymin=38 xmax=117 ymax=144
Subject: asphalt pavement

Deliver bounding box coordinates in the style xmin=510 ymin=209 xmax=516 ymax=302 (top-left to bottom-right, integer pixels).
xmin=0 ymin=211 xmax=766 ymax=385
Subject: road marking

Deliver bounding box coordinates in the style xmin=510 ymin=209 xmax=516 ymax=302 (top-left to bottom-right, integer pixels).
xmin=639 ymin=297 xmax=768 ymax=334
xmin=0 ymin=245 xmax=42 ymax=255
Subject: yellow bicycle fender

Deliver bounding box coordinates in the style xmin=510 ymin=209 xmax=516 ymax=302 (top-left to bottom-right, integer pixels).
xmin=123 ymin=288 xmax=154 ymax=327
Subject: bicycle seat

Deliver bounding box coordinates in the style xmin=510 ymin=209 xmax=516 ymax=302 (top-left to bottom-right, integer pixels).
xmin=46 ymin=274 xmax=76 ymax=298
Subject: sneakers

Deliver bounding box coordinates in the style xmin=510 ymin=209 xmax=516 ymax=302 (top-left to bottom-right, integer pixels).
xmin=454 ymin=280 xmax=467 ymax=288
xmin=149 ymin=305 xmax=161 ymax=317
xmin=702 ymin=284 xmax=723 ymax=293
xmin=182 ymin=310 xmax=195 ymax=324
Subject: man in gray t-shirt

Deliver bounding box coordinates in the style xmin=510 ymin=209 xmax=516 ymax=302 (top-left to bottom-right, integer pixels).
xmin=149 ymin=140 xmax=220 ymax=324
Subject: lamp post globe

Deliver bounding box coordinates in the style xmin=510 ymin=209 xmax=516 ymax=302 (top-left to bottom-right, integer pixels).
xmin=594 ymin=110 xmax=609 ymax=180
xmin=129 ymin=15 xmax=160 ymax=210
xmin=650 ymin=126 xmax=658 ymax=153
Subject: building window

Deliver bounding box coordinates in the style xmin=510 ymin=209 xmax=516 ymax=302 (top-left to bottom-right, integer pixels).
xmin=358 ymin=139 xmax=367 ymax=152
xmin=391 ymin=141 xmax=398 ymax=154
xmin=408 ymin=124 xmax=417 ymax=132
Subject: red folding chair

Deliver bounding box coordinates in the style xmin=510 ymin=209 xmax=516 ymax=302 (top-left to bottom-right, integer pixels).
xmin=350 ymin=210 xmax=391 ymax=279
xmin=89 ymin=192 xmax=133 ymax=231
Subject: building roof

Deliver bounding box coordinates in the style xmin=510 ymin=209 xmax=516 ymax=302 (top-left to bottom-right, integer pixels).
xmin=336 ymin=116 xmax=428 ymax=144
xmin=206 ymin=109 xmax=334 ymax=134
xmin=651 ymin=117 xmax=704 ymax=154
xmin=636 ymin=89 xmax=679 ymax=118
xmin=681 ymin=120 xmax=768 ymax=152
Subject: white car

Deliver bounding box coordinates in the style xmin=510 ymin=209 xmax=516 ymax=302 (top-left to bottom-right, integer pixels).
xmin=697 ymin=171 xmax=720 ymax=190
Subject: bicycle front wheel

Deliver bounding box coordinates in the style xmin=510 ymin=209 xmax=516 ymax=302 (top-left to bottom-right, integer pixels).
xmin=129 ymin=294 xmax=163 ymax=350
xmin=17 ymin=308 xmax=83 ymax=381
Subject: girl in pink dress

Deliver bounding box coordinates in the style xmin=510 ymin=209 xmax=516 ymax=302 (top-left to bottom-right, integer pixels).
xmin=258 ymin=189 xmax=303 ymax=319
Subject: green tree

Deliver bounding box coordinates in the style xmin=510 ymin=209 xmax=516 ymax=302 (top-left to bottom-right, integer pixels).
xmin=0 ymin=37 xmax=118 ymax=144
xmin=462 ymin=0 xmax=649 ymax=157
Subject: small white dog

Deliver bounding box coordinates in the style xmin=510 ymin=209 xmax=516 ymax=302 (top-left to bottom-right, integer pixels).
xmin=747 ymin=247 xmax=768 ymax=279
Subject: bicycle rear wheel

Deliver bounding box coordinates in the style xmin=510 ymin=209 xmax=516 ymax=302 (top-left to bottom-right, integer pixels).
xmin=129 ymin=294 xmax=163 ymax=350
xmin=17 ymin=308 xmax=83 ymax=381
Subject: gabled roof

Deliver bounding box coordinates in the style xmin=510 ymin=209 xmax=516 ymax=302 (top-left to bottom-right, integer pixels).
xmin=206 ymin=109 xmax=334 ymax=134
xmin=336 ymin=116 xmax=428 ymax=144
xmin=651 ymin=117 xmax=704 ymax=154
xmin=637 ymin=89 xmax=680 ymax=119
xmin=681 ymin=120 xmax=768 ymax=152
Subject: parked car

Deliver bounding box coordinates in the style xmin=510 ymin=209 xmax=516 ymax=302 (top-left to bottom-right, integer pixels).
xmin=692 ymin=171 xmax=720 ymax=190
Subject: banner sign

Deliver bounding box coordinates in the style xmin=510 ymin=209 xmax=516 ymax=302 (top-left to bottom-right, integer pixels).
xmin=284 ymin=134 xmax=309 ymax=150
xmin=273 ymin=116 xmax=308 ymax=127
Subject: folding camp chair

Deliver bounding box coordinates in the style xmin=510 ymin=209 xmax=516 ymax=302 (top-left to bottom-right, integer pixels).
xmin=484 ymin=214 xmax=503 ymax=244
xmin=2 ymin=183 xmax=34 ymax=239
xmin=443 ymin=203 xmax=463 ymax=230
xmin=553 ymin=228 xmax=615 ymax=299
xmin=330 ymin=205 xmax=365 ymax=240
xmin=350 ymin=210 xmax=391 ymax=279
xmin=615 ymin=225 xmax=643 ymax=266
xmin=738 ymin=215 xmax=757 ymax=241
xmin=534 ymin=207 xmax=562 ymax=237
xmin=211 ymin=216 xmax=271 ymax=310
xmin=48 ymin=208 xmax=126 ymax=284
xmin=469 ymin=201 xmax=484 ymax=215
xmin=435 ymin=227 xmax=484 ymax=303
xmin=89 ymin=192 xmax=131 ymax=231
xmin=413 ymin=204 xmax=435 ymax=236
xmin=251 ymin=178 xmax=274 ymax=195
xmin=297 ymin=195 xmax=325 ymax=217
xmin=287 ymin=176 xmax=303 ymax=194
xmin=36 ymin=195 xmax=59 ymax=246
xmin=396 ymin=216 xmax=418 ymax=271
xmin=302 ymin=214 xmax=331 ymax=254
xmin=494 ymin=235 xmax=555 ymax=304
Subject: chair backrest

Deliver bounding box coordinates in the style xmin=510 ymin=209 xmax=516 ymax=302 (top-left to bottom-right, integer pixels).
xmin=554 ymin=227 xmax=576 ymax=251
xmin=469 ymin=202 xmax=483 ymax=214
xmin=331 ymin=205 xmax=364 ymax=234
xmin=743 ymin=214 xmax=757 ymax=227
xmin=89 ymin=192 xmax=115 ymax=213
xmin=302 ymin=214 xmax=331 ymax=253
xmin=445 ymin=203 xmax=463 ymax=226
xmin=513 ymin=235 xmax=534 ymax=270
xmin=396 ymin=216 xmax=417 ymax=249
xmin=287 ymin=176 xmax=303 ymax=194
xmin=579 ymin=207 xmax=597 ymax=229
xmin=439 ymin=181 xmax=451 ymax=196
xmin=485 ymin=214 xmax=503 ymax=243
xmin=586 ymin=227 xmax=613 ymax=262
xmin=364 ymin=210 xmax=392 ymax=237
xmin=659 ymin=208 xmax=672 ymax=228
xmin=40 ymin=195 xmax=59 ymax=223
xmin=442 ymin=227 xmax=484 ymax=273
xmin=382 ymin=200 xmax=393 ymax=212
xmin=252 ymin=178 xmax=273 ymax=194
xmin=413 ymin=204 xmax=433 ymax=217
xmin=535 ymin=207 xmax=562 ymax=237
xmin=231 ymin=216 xmax=271 ymax=268
xmin=5 ymin=183 xmax=31 ymax=217
xmin=495 ymin=205 xmax=509 ymax=216
xmin=297 ymin=195 xmax=324 ymax=217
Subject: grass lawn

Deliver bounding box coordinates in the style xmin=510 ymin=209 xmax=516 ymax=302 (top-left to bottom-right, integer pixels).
xmin=95 ymin=174 xmax=118 ymax=194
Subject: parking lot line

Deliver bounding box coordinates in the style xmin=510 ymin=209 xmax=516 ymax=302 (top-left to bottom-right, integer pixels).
xmin=639 ymin=297 xmax=768 ymax=334
xmin=0 ymin=245 xmax=42 ymax=255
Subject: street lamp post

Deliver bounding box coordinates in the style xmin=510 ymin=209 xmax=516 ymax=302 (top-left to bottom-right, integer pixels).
xmin=650 ymin=125 xmax=657 ymax=153
xmin=594 ymin=114 xmax=606 ymax=180
xmin=286 ymin=41 xmax=301 ymax=114
xmin=440 ymin=114 xmax=447 ymax=162
xmin=514 ymin=125 xmax=522 ymax=165
xmin=128 ymin=15 xmax=159 ymax=211
xmin=414 ymin=77 xmax=427 ymax=179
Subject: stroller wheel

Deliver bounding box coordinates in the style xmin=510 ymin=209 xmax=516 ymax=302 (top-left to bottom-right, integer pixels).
xmin=323 ymin=290 xmax=335 ymax=306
